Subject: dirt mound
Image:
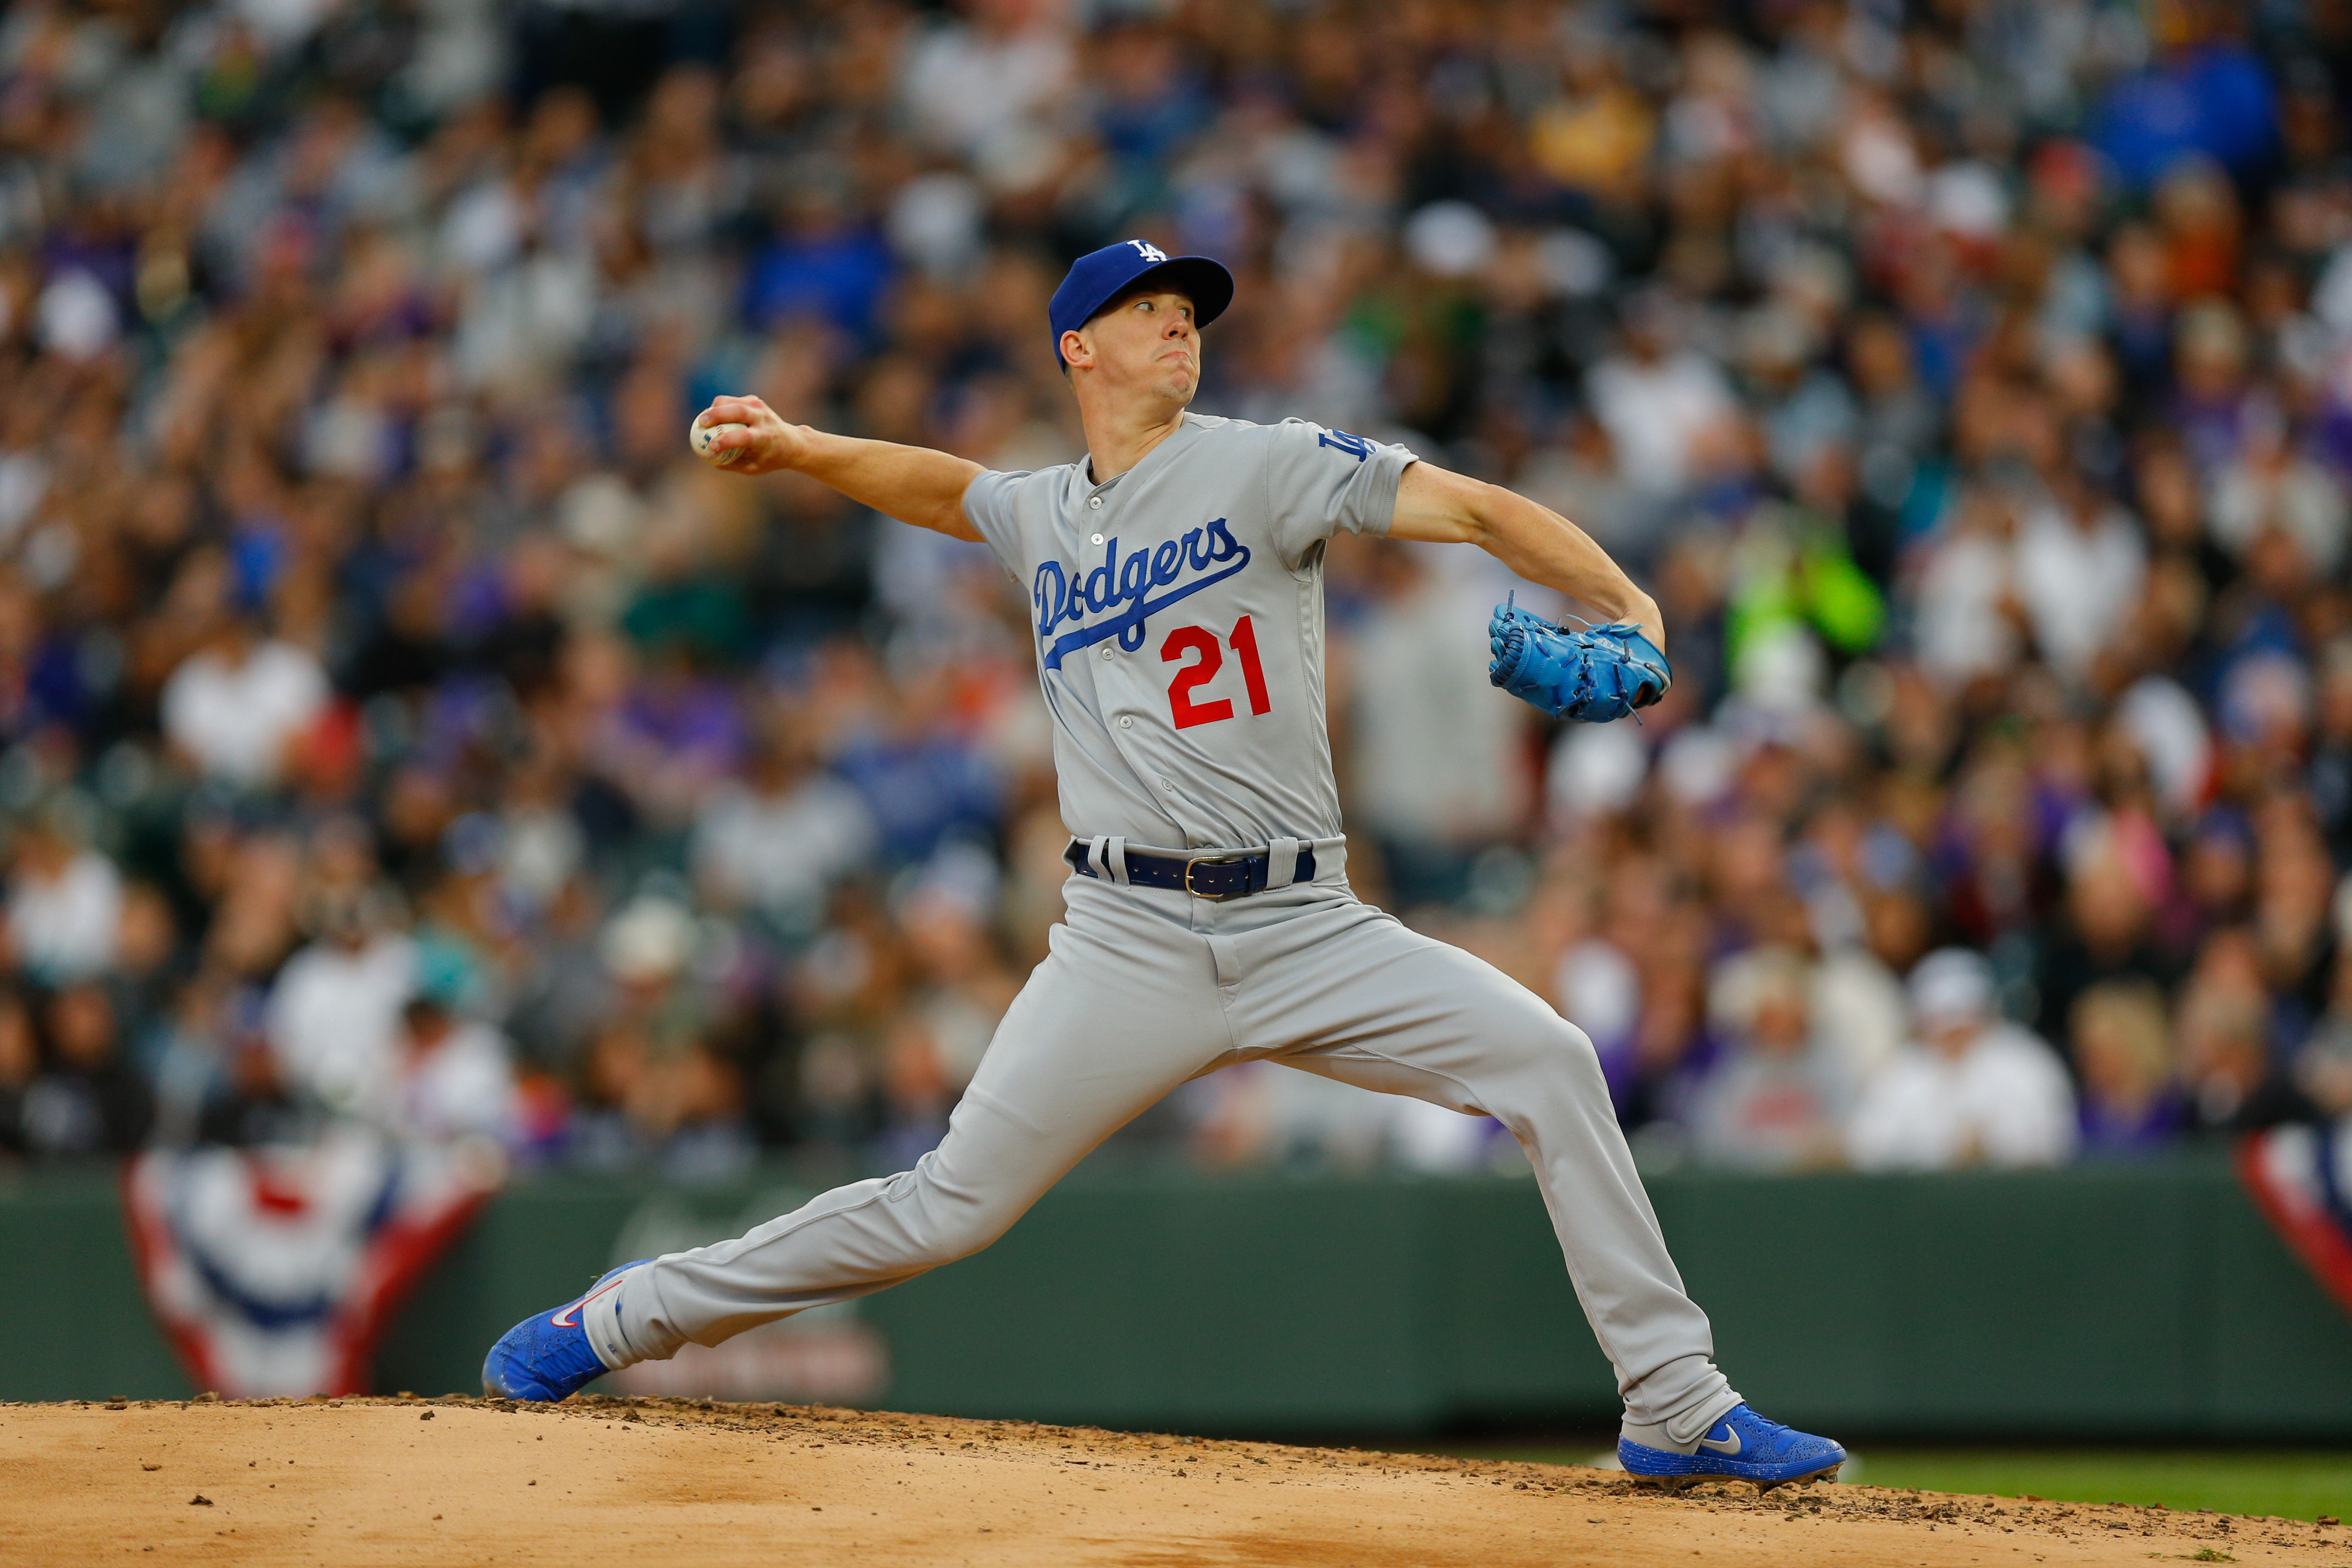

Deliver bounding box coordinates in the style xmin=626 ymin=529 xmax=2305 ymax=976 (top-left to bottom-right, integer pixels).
xmin=2 ymin=1395 xmax=2340 ymax=1566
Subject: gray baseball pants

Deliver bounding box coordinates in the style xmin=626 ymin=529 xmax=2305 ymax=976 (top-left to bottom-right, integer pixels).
xmin=584 ymin=855 xmax=1737 ymax=1433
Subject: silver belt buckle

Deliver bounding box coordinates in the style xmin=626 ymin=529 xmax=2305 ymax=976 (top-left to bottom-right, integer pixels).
xmin=1182 ymin=854 xmax=1249 ymax=900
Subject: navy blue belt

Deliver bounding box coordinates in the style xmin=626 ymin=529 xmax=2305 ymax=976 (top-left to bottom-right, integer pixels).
xmin=1063 ymin=838 xmax=1317 ymax=901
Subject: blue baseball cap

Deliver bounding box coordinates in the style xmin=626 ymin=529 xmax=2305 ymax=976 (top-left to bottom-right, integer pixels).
xmin=1048 ymin=239 xmax=1235 ymax=366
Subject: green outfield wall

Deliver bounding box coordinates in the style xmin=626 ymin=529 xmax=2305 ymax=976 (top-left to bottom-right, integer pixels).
xmin=9 ymin=1152 xmax=2351 ymax=1439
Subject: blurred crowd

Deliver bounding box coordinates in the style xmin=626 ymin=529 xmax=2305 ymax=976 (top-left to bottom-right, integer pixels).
xmin=5 ymin=0 xmax=2352 ymax=1184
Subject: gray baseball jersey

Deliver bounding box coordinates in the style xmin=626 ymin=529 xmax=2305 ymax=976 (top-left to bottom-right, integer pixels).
xmin=579 ymin=411 xmax=1740 ymax=1442
xmin=962 ymin=412 xmax=1408 ymax=851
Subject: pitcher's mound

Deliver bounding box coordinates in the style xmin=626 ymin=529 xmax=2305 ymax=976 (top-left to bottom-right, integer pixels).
xmin=1 ymin=1395 xmax=2334 ymax=1566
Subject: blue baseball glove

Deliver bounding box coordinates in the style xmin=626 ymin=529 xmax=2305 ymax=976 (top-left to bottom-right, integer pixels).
xmin=1488 ymin=597 xmax=1670 ymax=723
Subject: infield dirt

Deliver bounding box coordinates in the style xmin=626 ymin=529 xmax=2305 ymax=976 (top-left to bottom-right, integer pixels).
xmin=3 ymin=1395 xmax=2343 ymax=1567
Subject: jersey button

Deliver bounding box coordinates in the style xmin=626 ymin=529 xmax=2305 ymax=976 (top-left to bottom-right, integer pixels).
xmin=1118 ymin=715 xmax=1132 ymax=729
xmin=1089 ymin=532 xmax=1104 ymax=545
xmin=1088 ymin=497 xmax=1103 ymax=510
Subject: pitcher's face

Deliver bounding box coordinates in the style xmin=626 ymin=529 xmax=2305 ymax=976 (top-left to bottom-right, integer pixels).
xmin=1066 ymin=290 xmax=1200 ymax=409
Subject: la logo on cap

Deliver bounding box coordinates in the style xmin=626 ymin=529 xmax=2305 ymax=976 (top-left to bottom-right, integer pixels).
xmin=1129 ymin=240 xmax=1169 ymax=263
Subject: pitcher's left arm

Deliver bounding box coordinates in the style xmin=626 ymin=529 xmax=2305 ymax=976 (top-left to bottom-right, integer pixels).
xmin=1387 ymin=461 xmax=1664 ymax=655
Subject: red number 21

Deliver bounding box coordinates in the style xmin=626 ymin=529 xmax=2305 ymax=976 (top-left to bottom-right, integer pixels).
xmin=1161 ymin=615 xmax=1272 ymax=730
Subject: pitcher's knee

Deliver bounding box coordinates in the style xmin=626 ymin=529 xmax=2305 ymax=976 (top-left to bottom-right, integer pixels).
xmin=1495 ymin=1004 xmax=1609 ymax=1089
xmin=883 ymin=1164 xmax=1029 ymax=1268
xmin=925 ymin=1202 xmax=1022 ymax=1266
xmin=1469 ymin=985 xmax=1596 ymax=1062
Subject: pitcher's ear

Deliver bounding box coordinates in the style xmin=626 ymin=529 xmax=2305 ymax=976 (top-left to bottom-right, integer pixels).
xmin=1059 ymin=328 xmax=1090 ymax=370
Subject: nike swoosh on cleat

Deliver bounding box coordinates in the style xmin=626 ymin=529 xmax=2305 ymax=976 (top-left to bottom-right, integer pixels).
xmin=551 ymin=1272 xmax=631 ymax=1328
xmin=1695 ymin=1427 xmax=1742 ymax=1456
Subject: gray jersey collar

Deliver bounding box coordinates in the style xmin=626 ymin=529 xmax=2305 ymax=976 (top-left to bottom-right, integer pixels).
xmin=1077 ymin=412 xmax=1208 ymax=500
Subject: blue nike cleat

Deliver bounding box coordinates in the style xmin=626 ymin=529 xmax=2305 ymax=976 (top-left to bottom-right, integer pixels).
xmin=481 ymin=1260 xmax=651 ymax=1402
xmin=1617 ymin=1404 xmax=1847 ymax=1490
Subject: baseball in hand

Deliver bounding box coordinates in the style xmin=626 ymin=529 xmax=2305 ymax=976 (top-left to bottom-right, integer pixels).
xmin=691 ymin=415 xmax=749 ymax=466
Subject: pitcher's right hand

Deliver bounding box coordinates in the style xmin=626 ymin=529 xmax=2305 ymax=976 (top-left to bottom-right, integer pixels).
xmin=688 ymin=394 xmax=806 ymax=476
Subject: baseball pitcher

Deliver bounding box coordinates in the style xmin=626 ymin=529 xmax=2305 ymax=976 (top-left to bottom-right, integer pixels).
xmin=484 ymin=240 xmax=1846 ymax=1489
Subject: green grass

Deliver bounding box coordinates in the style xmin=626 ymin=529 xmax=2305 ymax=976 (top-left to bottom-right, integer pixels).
xmin=1843 ymin=1451 xmax=2351 ymax=1524
xmin=1436 ymin=1444 xmax=2352 ymax=1523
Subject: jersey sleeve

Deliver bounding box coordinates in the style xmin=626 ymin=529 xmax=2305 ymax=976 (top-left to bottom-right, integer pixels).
xmin=1261 ymin=418 xmax=1419 ymax=568
xmin=961 ymin=468 xmax=1035 ymax=582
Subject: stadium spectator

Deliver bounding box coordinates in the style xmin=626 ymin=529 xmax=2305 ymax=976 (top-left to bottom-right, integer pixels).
xmin=2299 ymin=949 xmax=2352 ymax=1115
xmin=691 ymin=711 xmax=878 ymax=933
xmin=1848 ymin=950 xmax=2079 ymax=1171
xmin=392 ymin=993 xmax=520 ymax=1147
xmin=265 ymin=885 xmax=416 ymax=1120
xmin=1347 ymin=540 xmax=1532 ymax=908
xmin=13 ymin=981 xmax=152 ymax=1156
xmin=2012 ymin=472 xmax=2147 ymax=689
xmin=1583 ymin=288 xmax=1739 ymax=502
xmin=1687 ymin=946 xmax=1853 ymax=1172
xmin=0 ymin=990 xmax=37 ymax=1156
xmin=2176 ymin=928 xmax=2319 ymax=1130
xmin=158 ymin=610 xmax=331 ymax=791
xmin=2071 ymin=978 xmax=2186 ymax=1155
xmin=6 ymin=801 xmax=122 ymax=984
xmin=2037 ymin=817 xmax=2181 ymax=1054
